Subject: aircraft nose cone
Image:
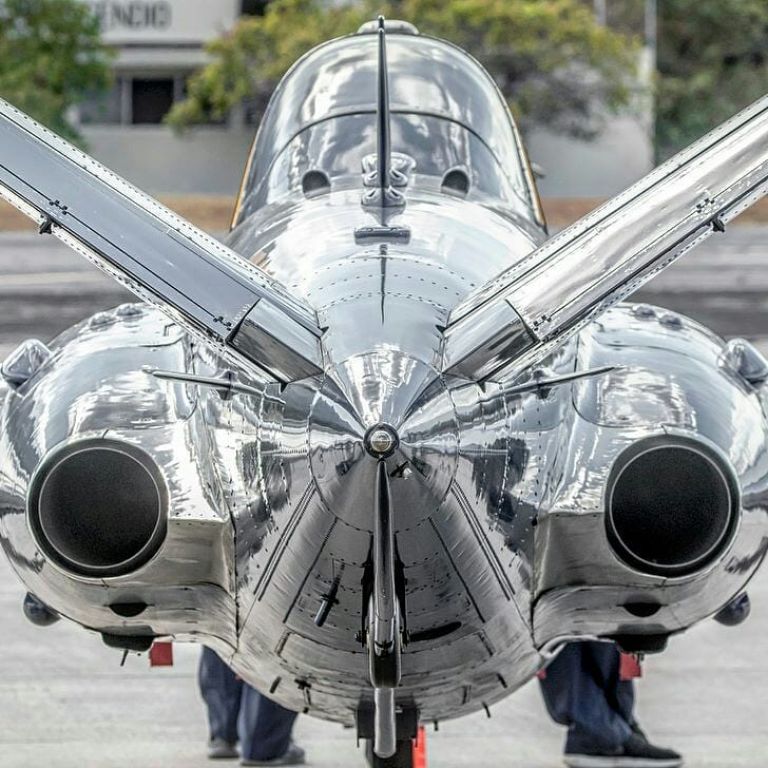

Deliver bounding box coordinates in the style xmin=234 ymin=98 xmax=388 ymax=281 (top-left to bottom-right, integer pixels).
xmin=364 ymin=424 xmax=399 ymax=458
xmin=308 ymin=351 xmax=458 ymax=531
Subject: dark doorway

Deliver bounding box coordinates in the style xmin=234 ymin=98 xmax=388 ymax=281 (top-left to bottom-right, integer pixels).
xmin=131 ymin=79 xmax=174 ymax=124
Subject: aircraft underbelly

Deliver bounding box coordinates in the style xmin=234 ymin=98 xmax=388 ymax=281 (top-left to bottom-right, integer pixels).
xmin=231 ymin=482 xmax=539 ymax=724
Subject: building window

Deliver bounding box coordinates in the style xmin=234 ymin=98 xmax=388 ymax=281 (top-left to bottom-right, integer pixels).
xmin=131 ymin=78 xmax=175 ymax=124
xmin=79 ymin=79 xmax=125 ymax=125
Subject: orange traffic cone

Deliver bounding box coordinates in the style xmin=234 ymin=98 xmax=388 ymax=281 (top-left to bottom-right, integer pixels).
xmin=412 ymin=726 xmax=427 ymax=768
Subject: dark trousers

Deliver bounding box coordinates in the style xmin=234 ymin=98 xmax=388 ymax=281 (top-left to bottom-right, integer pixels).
xmin=199 ymin=647 xmax=298 ymax=761
xmin=539 ymin=641 xmax=635 ymax=754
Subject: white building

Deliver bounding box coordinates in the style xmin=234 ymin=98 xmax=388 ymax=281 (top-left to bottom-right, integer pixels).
xmin=74 ymin=0 xmax=653 ymax=198
xmin=76 ymin=0 xmax=256 ymax=196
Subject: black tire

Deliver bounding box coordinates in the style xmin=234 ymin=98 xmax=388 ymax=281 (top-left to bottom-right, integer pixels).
xmin=364 ymin=739 xmax=414 ymax=768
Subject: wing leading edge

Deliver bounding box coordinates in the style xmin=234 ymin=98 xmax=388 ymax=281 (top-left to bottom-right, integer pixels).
xmin=0 ymin=98 xmax=323 ymax=385
xmin=442 ymin=94 xmax=768 ymax=383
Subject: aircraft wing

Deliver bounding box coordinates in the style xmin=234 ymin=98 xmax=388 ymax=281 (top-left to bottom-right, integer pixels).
xmin=0 ymin=99 xmax=323 ymax=385
xmin=442 ymin=94 xmax=768 ymax=383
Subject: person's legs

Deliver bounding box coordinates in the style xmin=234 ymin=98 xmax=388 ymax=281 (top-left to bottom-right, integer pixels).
xmin=199 ymin=647 xmax=243 ymax=752
xmin=239 ymin=686 xmax=302 ymax=765
xmin=540 ymin=641 xmax=682 ymax=767
xmin=539 ymin=641 xmax=632 ymax=755
xmin=585 ymin=642 xmax=636 ymax=729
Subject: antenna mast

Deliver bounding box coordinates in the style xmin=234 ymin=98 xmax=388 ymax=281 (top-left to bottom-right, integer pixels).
xmin=360 ymin=15 xmax=409 ymax=210
xmin=377 ymin=16 xmax=392 ymax=199
xmin=373 ymin=16 xmax=403 ymax=208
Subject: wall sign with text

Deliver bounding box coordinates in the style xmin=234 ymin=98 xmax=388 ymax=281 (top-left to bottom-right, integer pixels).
xmin=82 ymin=0 xmax=239 ymax=44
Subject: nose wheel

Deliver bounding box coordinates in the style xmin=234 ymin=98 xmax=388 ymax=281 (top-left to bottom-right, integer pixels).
xmin=363 ymin=726 xmax=426 ymax=768
xmin=358 ymin=708 xmax=421 ymax=768
xmin=364 ymin=739 xmax=415 ymax=768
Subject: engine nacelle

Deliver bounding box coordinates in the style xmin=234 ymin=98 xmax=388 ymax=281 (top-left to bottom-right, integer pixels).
xmin=27 ymin=438 xmax=168 ymax=578
xmin=0 ymin=307 xmax=237 ymax=649
xmin=606 ymin=435 xmax=739 ymax=578
xmin=531 ymin=305 xmax=768 ymax=651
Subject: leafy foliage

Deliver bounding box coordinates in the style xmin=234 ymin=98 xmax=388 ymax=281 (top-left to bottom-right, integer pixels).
xmin=167 ymin=0 xmax=637 ymax=139
xmin=0 ymin=0 xmax=112 ymax=144
xmin=657 ymin=0 xmax=768 ymax=160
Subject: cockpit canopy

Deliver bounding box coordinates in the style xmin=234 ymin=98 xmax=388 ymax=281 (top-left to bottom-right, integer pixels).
xmin=235 ymin=24 xmax=538 ymax=224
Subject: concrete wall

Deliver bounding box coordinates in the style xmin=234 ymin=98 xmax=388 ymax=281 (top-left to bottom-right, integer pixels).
xmin=527 ymin=113 xmax=654 ymax=199
xmin=81 ymin=126 xmax=255 ymax=196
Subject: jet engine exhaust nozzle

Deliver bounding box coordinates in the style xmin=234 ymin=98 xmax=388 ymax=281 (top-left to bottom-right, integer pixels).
xmin=28 ymin=438 xmax=168 ymax=578
xmin=606 ymin=437 xmax=739 ymax=577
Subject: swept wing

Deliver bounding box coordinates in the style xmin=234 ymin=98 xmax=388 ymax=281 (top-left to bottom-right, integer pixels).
xmin=0 ymin=99 xmax=323 ymax=384
xmin=442 ymin=95 xmax=768 ymax=382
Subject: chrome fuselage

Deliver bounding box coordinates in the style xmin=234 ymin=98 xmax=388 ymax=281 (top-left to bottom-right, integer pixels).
xmin=1 ymin=27 xmax=768 ymax=729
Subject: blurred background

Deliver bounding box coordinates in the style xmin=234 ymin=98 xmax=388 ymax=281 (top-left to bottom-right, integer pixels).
xmin=1 ymin=1 xmax=768 ymax=767
xmin=2 ymin=0 xmax=768 ymax=227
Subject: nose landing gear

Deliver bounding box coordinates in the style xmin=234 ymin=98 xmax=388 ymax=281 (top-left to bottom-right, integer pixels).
xmin=357 ymin=704 xmax=421 ymax=768
xmin=357 ymin=449 xmax=422 ymax=767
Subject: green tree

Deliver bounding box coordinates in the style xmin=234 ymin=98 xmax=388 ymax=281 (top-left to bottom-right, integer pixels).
xmin=167 ymin=0 xmax=637 ymax=139
xmin=0 ymin=0 xmax=112 ymax=144
xmin=656 ymin=0 xmax=768 ymax=160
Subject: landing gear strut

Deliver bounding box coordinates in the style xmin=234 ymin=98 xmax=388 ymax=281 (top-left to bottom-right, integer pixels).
xmin=362 ymin=413 xmax=413 ymax=763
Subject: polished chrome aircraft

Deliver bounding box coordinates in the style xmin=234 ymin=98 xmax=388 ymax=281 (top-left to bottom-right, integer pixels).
xmin=2 ymin=18 xmax=768 ymax=766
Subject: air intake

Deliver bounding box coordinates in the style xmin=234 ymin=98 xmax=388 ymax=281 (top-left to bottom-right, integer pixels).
xmin=606 ymin=437 xmax=738 ymax=577
xmin=28 ymin=439 xmax=167 ymax=578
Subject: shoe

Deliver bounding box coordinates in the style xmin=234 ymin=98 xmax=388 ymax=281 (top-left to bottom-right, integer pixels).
xmin=208 ymin=738 xmax=239 ymax=759
xmin=564 ymin=734 xmax=683 ymax=768
xmin=241 ymin=743 xmax=306 ymax=766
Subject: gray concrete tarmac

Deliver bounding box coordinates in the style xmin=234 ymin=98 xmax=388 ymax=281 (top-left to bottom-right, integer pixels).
xmin=1 ymin=228 xmax=768 ymax=767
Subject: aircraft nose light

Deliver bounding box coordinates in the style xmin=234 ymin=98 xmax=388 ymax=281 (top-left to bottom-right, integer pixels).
xmin=364 ymin=424 xmax=399 ymax=458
